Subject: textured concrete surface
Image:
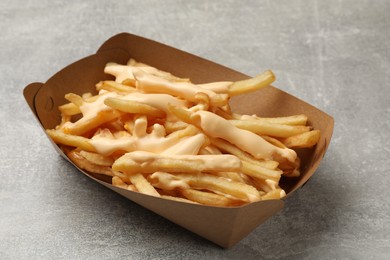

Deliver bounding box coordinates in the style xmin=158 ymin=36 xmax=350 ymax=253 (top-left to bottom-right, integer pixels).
xmin=1 ymin=0 xmax=390 ymax=259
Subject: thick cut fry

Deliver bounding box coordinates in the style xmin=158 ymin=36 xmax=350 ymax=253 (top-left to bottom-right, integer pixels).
xmin=228 ymin=70 xmax=275 ymax=96
xmin=233 ymin=113 xmax=308 ymax=126
xmin=104 ymin=97 xmax=165 ymax=117
xmin=46 ymin=129 xmax=96 ymax=152
xmin=67 ymin=150 xmax=114 ymax=177
xmin=180 ymin=189 xmax=245 ymax=207
xmin=230 ymin=119 xmax=311 ymax=138
xmin=282 ymin=130 xmax=321 ymax=148
xmin=174 ymin=173 xmax=261 ymax=202
xmin=112 ymin=151 xmax=242 ymax=175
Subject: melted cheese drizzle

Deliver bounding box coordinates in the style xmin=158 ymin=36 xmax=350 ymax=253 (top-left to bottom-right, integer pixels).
xmin=134 ymin=70 xmax=228 ymax=106
xmin=191 ymin=110 xmax=297 ymax=163
xmin=121 ymin=151 xmax=242 ymax=172
xmin=149 ymin=172 xmax=190 ymax=190
xmin=61 ymin=90 xmax=188 ymax=131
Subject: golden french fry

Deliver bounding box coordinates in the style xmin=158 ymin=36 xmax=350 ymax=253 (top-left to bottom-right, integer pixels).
xmin=82 ymin=92 xmax=93 ymax=100
xmin=112 ymin=170 xmax=131 ymax=183
xmin=210 ymin=138 xmax=279 ymax=169
xmin=170 ymin=127 xmax=204 ymax=142
xmin=127 ymin=184 xmax=138 ymax=192
xmin=96 ymin=80 xmax=137 ymax=93
xmin=67 ymin=150 xmax=114 ymax=177
xmin=241 ymin=160 xmax=282 ymax=182
xmin=283 ymin=168 xmax=301 ymax=178
xmin=233 ymin=113 xmax=308 ymax=126
xmin=46 ymin=129 xmax=96 ymax=152
xmin=174 ymin=173 xmax=261 ymax=202
xmin=59 ymin=102 xmax=81 ymax=116
xmin=282 ymin=130 xmax=321 ymax=148
xmin=123 ymin=118 xmax=135 ymax=135
xmin=104 ymin=119 xmax=126 ymax=132
xmin=128 ymin=173 xmax=160 ymax=197
xmin=148 ymin=172 xmax=190 ymax=190
xmin=163 ymin=120 xmax=188 ymax=133
xmin=133 ymin=115 xmax=148 ymax=137
xmin=212 ymin=106 xmax=234 ymax=120
xmin=79 ymin=150 xmax=114 ymax=166
xmin=251 ymin=178 xmax=280 ymax=193
xmin=134 ymin=70 xmax=228 ymax=107
xmin=228 ymin=70 xmax=275 ymax=96
xmin=210 ymin=171 xmax=246 ymax=183
xmin=65 ymin=109 xmax=121 ymax=136
xmin=192 ymin=92 xmax=210 ymax=111
xmin=261 ymin=135 xmax=286 ymax=148
xmin=261 ymin=188 xmax=286 ymax=200
xmin=199 ymin=145 xmax=222 ymax=155
xmin=121 ymin=78 xmax=136 ymax=86
xmin=167 ymin=103 xmax=194 ymax=125
xmin=112 ymin=176 xmax=129 ymax=189
xmin=65 ymin=93 xmax=83 ymax=107
xmin=128 ymin=58 xmax=190 ymax=82
xmin=180 ymin=189 xmax=245 ymax=207
xmin=230 ymin=119 xmax=311 ymax=138
xmin=127 ymin=58 xmax=137 ymax=66
xmin=104 ymin=97 xmax=165 ymax=117
xmin=112 ymin=151 xmax=242 ymax=175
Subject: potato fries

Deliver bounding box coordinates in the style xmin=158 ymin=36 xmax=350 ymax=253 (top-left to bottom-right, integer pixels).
xmin=46 ymin=59 xmax=320 ymax=207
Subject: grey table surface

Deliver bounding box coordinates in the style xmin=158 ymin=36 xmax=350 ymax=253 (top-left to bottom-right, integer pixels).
xmin=1 ymin=0 xmax=389 ymax=259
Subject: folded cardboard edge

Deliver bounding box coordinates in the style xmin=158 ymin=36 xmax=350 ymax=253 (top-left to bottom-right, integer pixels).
xmin=23 ymin=82 xmax=43 ymax=122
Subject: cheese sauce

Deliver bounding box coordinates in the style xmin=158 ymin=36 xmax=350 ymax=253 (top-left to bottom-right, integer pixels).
xmin=191 ymin=110 xmax=297 ymax=163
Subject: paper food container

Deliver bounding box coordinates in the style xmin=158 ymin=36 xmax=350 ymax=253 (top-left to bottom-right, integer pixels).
xmin=23 ymin=33 xmax=334 ymax=248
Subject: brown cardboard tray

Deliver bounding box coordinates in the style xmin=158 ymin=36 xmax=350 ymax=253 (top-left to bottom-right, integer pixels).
xmin=23 ymin=33 xmax=334 ymax=248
